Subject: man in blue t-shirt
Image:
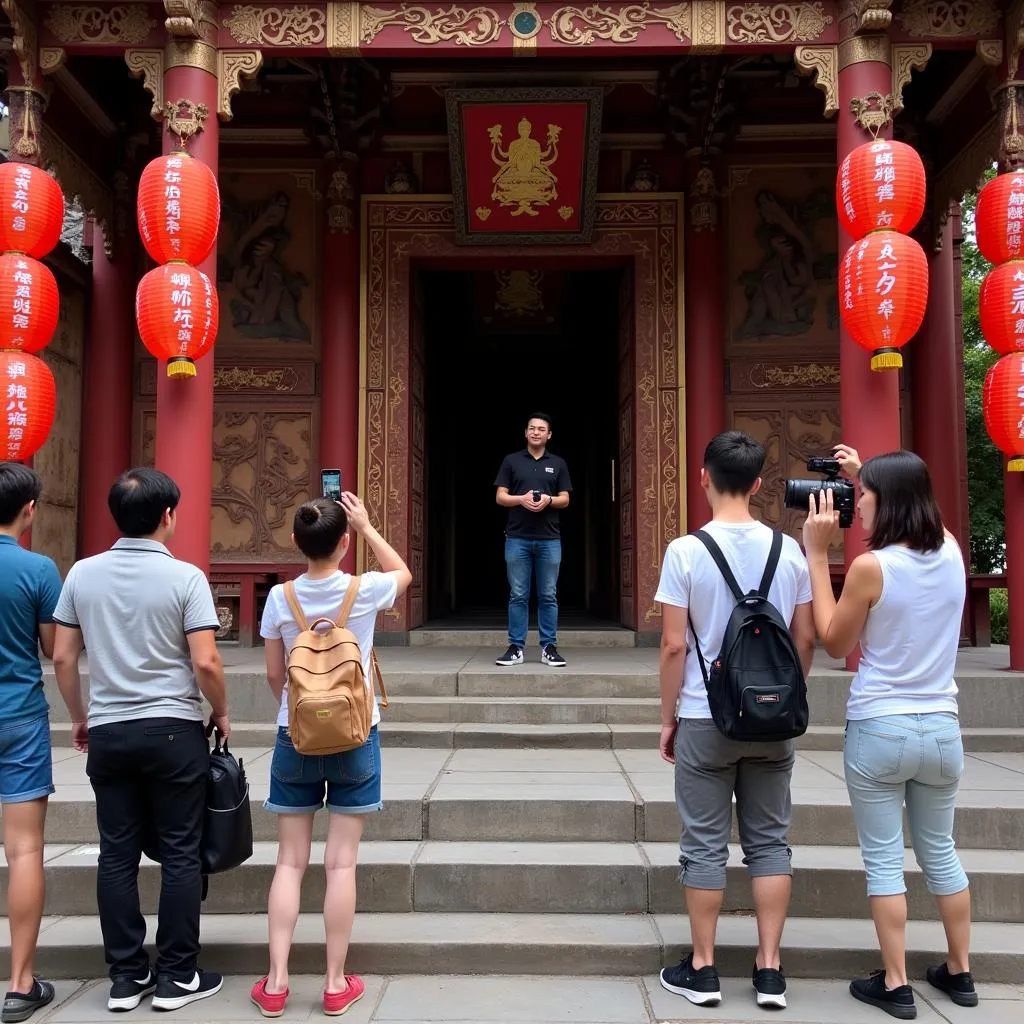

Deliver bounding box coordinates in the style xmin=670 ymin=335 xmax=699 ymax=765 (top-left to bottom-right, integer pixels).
xmin=0 ymin=463 xmax=62 ymax=1021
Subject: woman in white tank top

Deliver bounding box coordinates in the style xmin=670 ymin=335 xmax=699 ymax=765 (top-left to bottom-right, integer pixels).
xmin=803 ymin=447 xmax=975 ymax=1020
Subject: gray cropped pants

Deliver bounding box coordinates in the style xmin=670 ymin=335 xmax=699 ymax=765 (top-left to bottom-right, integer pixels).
xmin=674 ymin=718 xmax=795 ymax=890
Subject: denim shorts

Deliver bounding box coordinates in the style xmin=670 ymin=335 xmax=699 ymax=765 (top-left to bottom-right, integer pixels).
xmin=265 ymin=725 xmax=382 ymax=816
xmin=0 ymin=711 xmax=54 ymax=804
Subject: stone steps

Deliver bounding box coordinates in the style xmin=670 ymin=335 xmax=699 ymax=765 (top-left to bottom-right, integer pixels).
xmin=407 ymin=629 xmax=639 ymax=647
xmin=5 ymin=912 xmax=1022 ymax=982
xmin=11 ymin=841 xmax=1023 ymax=922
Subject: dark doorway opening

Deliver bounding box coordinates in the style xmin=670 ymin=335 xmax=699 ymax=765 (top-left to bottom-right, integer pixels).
xmin=422 ymin=267 xmax=622 ymax=628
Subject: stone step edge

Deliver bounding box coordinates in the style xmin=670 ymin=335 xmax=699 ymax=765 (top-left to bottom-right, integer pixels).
xmin=13 ymin=914 xmax=1023 ymax=981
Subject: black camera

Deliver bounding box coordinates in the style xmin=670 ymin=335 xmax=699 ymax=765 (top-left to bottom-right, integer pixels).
xmin=784 ymin=456 xmax=855 ymax=528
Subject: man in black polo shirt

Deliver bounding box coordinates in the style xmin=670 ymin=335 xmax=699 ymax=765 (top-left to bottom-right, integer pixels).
xmin=493 ymin=413 xmax=572 ymax=667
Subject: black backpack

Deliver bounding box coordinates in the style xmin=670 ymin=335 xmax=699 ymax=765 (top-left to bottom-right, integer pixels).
xmin=690 ymin=529 xmax=808 ymax=742
xmin=202 ymin=733 xmax=253 ymax=877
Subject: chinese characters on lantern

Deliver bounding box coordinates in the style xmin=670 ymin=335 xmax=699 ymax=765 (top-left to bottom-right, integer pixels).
xmin=875 ymin=238 xmax=898 ymax=345
xmin=837 ymin=139 xmax=925 ymax=241
xmin=171 ymin=270 xmax=193 ymax=354
xmin=6 ymin=358 xmax=27 ymax=461
xmin=164 ymin=157 xmax=183 ymax=256
xmin=11 ymin=165 xmax=31 ymax=235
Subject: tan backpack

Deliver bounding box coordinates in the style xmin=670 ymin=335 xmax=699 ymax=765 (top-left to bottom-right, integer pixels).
xmin=282 ymin=575 xmax=388 ymax=756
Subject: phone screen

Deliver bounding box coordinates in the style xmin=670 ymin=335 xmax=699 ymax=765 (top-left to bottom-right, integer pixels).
xmin=321 ymin=469 xmax=342 ymax=500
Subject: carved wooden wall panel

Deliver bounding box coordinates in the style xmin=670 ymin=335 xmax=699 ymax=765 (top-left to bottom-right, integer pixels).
xmin=34 ymin=285 xmax=85 ymax=576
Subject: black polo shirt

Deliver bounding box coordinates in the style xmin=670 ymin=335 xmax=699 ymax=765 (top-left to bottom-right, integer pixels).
xmin=494 ymin=448 xmax=573 ymax=539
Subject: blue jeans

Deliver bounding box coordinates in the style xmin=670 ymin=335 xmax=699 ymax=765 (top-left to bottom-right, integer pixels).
xmin=0 ymin=710 xmax=53 ymax=804
xmin=505 ymin=537 xmax=561 ymax=647
xmin=844 ymin=713 xmax=969 ymax=898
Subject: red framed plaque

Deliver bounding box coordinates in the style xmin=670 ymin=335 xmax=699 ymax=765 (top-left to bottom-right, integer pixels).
xmin=446 ymin=87 xmax=604 ymax=245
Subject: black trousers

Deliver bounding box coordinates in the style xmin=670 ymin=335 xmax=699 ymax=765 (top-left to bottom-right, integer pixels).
xmin=86 ymin=717 xmax=208 ymax=982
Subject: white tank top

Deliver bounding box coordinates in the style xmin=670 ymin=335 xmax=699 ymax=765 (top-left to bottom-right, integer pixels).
xmin=847 ymin=536 xmax=966 ymax=721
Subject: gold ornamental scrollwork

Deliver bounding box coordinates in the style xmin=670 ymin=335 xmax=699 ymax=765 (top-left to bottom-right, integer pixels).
xmin=850 ymin=91 xmax=894 ymax=138
xmin=750 ymin=363 xmax=840 ymax=389
xmin=794 ymin=44 xmax=838 ymax=117
xmin=891 ymin=44 xmax=931 ymax=115
xmin=214 ymin=367 xmax=299 ymax=392
xmin=165 ymin=39 xmax=218 ymax=75
xmin=126 ymin=49 xmax=165 ymax=120
xmin=545 ymin=3 xmax=691 ymax=45
xmin=848 ymin=1 xmax=891 ymax=32
xmin=896 ymin=0 xmax=999 ymax=39
xmin=223 ymin=4 xmax=327 ymax=45
xmin=218 ymin=49 xmax=263 ymax=121
xmin=39 ymin=48 xmax=67 ymax=75
xmin=165 ymin=98 xmax=210 ymax=149
xmin=976 ymin=40 xmax=1004 ymax=68
xmin=690 ymin=0 xmax=724 ymax=52
xmin=359 ymin=4 xmax=505 ymax=45
xmin=43 ymin=5 xmax=156 ymax=44
xmin=726 ymin=2 xmax=832 ymax=44
xmin=163 ymin=0 xmax=214 ymax=38
xmin=326 ymin=2 xmax=361 ymax=55
xmin=838 ymin=33 xmax=888 ymax=71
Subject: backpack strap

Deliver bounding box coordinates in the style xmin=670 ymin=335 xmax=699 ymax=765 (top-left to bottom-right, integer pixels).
xmin=757 ymin=530 xmax=784 ymax=599
xmin=335 ymin=575 xmax=361 ymax=627
xmin=282 ymin=580 xmax=308 ymax=632
xmin=692 ymin=530 xmax=745 ymax=602
xmin=370 ymin=649 xmax=389 ymax=708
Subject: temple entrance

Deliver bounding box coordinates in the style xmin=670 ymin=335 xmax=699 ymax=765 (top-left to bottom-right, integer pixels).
xmin=421 ymin=268 xmax=621 ymax=627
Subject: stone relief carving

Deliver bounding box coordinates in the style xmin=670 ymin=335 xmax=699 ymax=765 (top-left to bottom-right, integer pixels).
xmin=726 ymin=2 xmax=832 ymax=44
xmin=43 ymin=5 xmax=156 ymax=44
xmin=223 ymin=4 xmax=327 ymax=45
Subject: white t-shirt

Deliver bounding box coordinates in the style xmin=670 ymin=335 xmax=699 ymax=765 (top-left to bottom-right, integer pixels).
xmin=260 ymin=570 xmax=398 ymax=729
xmin=655 ymin=520 xmax=812 ymax=719
xmin=847 ymin=537 xmax=965 ymax=720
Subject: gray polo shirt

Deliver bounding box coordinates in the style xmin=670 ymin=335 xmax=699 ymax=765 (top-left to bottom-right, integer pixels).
xmin=53 ymin=538 xmax=219 ymax=728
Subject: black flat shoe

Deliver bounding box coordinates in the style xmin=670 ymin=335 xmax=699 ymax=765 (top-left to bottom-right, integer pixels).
xmin=927 ymin=963 xmax=979 ymax=1007
xmin=2 ymin=979 xmax=55 ymax=1023
xmin=850 ymin=971 xmax=917 ymax=1020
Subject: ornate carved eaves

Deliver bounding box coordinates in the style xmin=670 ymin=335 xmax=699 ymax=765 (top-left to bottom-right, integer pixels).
xmin=125 ymin=48 xmax=165 ymax=120
xmin=977 ymin=40 xmax=1004 ymax=68
xmin=931 ymin=118 xmax=998 ymax=249
xmin=891 ymin=43 xmax=931 ymax=115
xmin=1009 ymin=0 xmax=1024 ymax=80
xmin=39 ymin=47 xmax=66 ymax=75
xmin=43 ymin=4 xmax=157 ymax=45
xmin=163 ymin=0 xmax=214 ymax=38
xmin=2 ymin=0 xmax=40 ymax=87
xmin=850 ymin=1 xmax=892 ymax=33
xmin=795 ymin=45 xmax=839 ymax=118
xmin=218 ymin=48 xmax=263 ymax=121
xmin=898 ymin=0 xmax=1000 ymax=40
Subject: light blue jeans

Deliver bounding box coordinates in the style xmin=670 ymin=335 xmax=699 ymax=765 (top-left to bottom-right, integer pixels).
xmin=844 ymin=713 xmax=969 ymax=898
xmin=505 ymin=537 xmax=561 ymax=648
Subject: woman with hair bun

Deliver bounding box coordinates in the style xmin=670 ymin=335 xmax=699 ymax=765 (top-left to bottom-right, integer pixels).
xmin=250 ymin=493 xmax=411 ymax=1018
xmin=803 ymin=445 xmax=975 ymax=1020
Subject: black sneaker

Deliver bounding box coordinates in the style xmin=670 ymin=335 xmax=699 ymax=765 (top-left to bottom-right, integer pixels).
xmin=1 ymin=979 xmax=54 ymax=1023
xmin=541 ymin=644 xmax=566 ymax=667
xmin=659 ymin=953 xmax=722 ymax=1006
xmin=108 ymin=970 xmax=156 ymax=1012
xmin=152 ymin=970 xmax=223 ymax=1012
xmin=753 ymin=964 xmax=787 ymax=1009
xmin=850 ymin=970 xmax=917 ymax=1020
xmin=495 ymin=644 xmax=523 ymax=666
xmin=926 ymin=963 xmax=978 ymax=1007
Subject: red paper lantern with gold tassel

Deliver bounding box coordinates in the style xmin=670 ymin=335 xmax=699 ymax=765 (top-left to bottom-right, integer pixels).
xmin=976 ymin=171 xmax=1024 ymax=265
xmin=135 ymin=263 xmax=219 ymax=378
xmin=0 ymin=162 xmax=64 ymax=259
xmin=137 ymin=154 xmax=220 ymax=266
xmin=0 ymin=254 xmax=59 ymax=354
xmin=0 ymin=350 xmax=56 ymax=462
xmin=983 ymin=352 xmax=1024 ymax=471
xmin=837 ymin=139 xmax=927 ymax=240
xmin=839 ymin=230 xmax=929 ymax=370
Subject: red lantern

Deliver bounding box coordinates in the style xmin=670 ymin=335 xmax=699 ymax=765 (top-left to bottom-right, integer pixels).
xmin=0 ymin=254 xmax=59 ymax=354
xmin=0 ymin=351 xmax=56 ymax=461
xmin=976 ymin=171 xmax=1024 ymax=265
xmin=983 ymin=352 xmax=1024 ymax=471
xmin=0 ymin=162 xmax=64 ymax=259
xmin=837 ymin=140 xmax=926 ymax=240
xmin=979 ymin=261 xmax=1024 ymax=355
xmin=135 ymin=263 xmax=219 ymax=378
xmin=137 ymin=154 xmax=220 ymax=266
xmin=839 ymin=230 xmax=928 ymax=370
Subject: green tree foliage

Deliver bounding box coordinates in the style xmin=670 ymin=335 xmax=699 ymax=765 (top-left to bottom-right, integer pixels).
xmin=960 ymin=169 xmax=1006 ymax=573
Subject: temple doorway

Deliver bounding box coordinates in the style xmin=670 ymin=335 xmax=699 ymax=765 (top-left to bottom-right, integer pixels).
xmin=421 ymin=267 xmax=622 ymax=627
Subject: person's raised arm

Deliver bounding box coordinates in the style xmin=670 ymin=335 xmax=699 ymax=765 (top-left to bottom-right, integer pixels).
xmin=340 ymin=492 xmax=413 ymax=597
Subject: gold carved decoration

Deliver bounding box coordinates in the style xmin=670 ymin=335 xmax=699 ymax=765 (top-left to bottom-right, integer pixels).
xmin=40 ymin=124 xmax=113 ymax=254
xmin=39 ymin=48 xmax=67 ymax=75
xmin=691 ymin=0 xmax=724 ymax=52
xmin=163 ymin=0 xmax=213 ymax=37
xmin=795 ymin=44 xmax=839 ymax=116
xmin=509 ymin=1 xmax=540 ymax=53
xmin=977 ymin=40 xmax=1004 ymax=67
xmin=165 ymin=39 xmax=218 ymax=75
xmin=43 ymin=5 xmax=156 ymax=44
xmin=750 ymin=363 xmax=840 ymax=388
xmin=891 ymin=43 xmax=931 ymax=115
xmin=838 ymin=33 xmax=888 ymax=70
xmin=326 ymin=2 xmax=360 ymax=55
xmin=689 ymin=165 xmax=719 ymax=231
xmin=125 ymin=48 xmax=165 ymax=119
xmin=2 ymin=0 xmax=40 ymax=88
xmin=850 ymin=91 xmax=894 ymax=137
xmin=545 ymin=3 xmax=691 ymax=45
xmin=726 ymin=2 xmax=832 ymax=43
xmin=214 ymin=367 xmax=299 ymax=391
xmin=495 ymin=270 xmax=545 ymax=317
xmin=897 ymin=0 xmax=999 ymax=39
xmin=359 ymin=4 xmax=504 ymax=45
xmin=327 ymin=165 xmax=356 ymax=233
xmin=997 ymin=83 xmax=1024 ymax=171
xmin=165 ymin=98 xmax=210 ymax=148
xmin=223 ymin=4 xmax=327 ymax=45
xmin=488 ymin=117 xmax=561 ymax=216
xmin=218 ymin=49 xmax=263 ymax=121
xmin=848 ymin=1 xmax=891 ymax=32
xmin=5 ymin=87 xmax=44 ymax=162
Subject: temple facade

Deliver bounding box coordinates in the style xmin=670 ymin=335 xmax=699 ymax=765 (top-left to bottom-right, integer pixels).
xmin=4 ymin=0 xmax=1021 ymax=659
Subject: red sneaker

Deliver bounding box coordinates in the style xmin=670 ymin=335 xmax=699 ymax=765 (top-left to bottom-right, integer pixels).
xmin=250 ymin=977 xmax=289 ymax=1018
xmin=322 ymin=975 xmax=365 ymax=1016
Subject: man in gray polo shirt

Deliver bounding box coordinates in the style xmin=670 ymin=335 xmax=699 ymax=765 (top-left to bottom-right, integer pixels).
xmin=52 ymin=468 xmax=230 ymax=1014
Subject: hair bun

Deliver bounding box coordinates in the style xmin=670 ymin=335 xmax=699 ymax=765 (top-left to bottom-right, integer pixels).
xmin=298 ymin=505 xmax=320 ymax=525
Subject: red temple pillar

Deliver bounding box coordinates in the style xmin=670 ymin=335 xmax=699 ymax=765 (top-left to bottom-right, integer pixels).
xmin=320 ymin=157 xmax=360 ymax=571
xmin=80 ymin=231 xmax=135 ymax=554
xmin=154 ymin=52 xmax=218 ymax=574
xmin=684 ymin=164 xmax=726 ymax=532
xmin=837 ymin=26 xmax=901 ymax=668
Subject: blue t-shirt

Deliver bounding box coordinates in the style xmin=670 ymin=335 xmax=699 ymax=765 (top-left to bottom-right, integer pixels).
xmin=0 ymin=535 xmax=62 ymax=720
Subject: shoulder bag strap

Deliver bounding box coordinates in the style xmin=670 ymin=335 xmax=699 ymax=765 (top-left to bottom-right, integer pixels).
xmin=370 ymin=649 xmax=389 ymax=708
xmin=693 ymin=529 xmax=746 ymax=602
xmin=335 ymin=575 xmax=361 ymax=627
xmin=757 ymin=530 xmax=784 ymax=599
xmin=282 ymin=580 xmax=308 ymax=632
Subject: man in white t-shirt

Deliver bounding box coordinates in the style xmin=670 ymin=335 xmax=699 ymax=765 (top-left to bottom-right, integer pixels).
xmin=654 ymin=431 xmax=815 ymax=1011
